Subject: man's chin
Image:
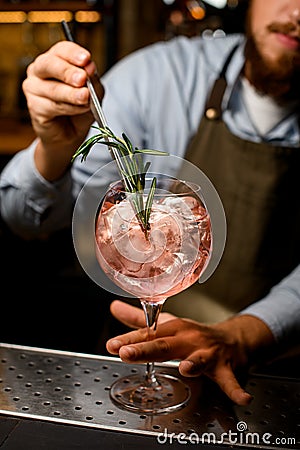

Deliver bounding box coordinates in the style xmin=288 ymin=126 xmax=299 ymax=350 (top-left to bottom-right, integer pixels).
xmin=244 ymin=35 xmax=299 ymax=100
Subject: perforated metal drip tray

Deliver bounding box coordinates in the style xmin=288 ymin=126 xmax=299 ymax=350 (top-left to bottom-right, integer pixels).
xmin=0 ymin=344 xmax=299 ymax=449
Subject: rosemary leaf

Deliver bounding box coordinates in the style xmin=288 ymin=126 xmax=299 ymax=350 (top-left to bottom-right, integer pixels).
xmin=144 ymin=177 xmax=157 ymax=225
xmin=134 ymin=149 xmax=169 ymax=156
xmin=122 ymin=133 xmax=134 ymax=153
xmin=72 ymin=135 xmax=101 ymax=162
xmin=143 ymin=161 xmax=151 ymax=174
xmin=72 ymin=126 xmax=168 ymax=233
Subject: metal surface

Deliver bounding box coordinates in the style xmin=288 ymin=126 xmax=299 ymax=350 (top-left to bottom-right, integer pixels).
xmin=0 ymin=344 xmax=299 ymax=448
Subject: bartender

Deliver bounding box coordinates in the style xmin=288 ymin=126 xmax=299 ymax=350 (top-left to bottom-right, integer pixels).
xmin=1 ymin=0 xmax=300 ymax=405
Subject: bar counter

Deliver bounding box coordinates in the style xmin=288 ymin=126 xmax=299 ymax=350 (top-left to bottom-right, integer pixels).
xmin=0 ymin=343 xmax=299 ymax=449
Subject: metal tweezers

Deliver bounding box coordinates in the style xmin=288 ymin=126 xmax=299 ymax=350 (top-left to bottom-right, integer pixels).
xmin=61 ymin=20 xmax=134 ymax=192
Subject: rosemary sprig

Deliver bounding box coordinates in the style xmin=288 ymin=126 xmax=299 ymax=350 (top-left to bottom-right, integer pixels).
xmin=72 ymin=126 xmax=168 ymax=234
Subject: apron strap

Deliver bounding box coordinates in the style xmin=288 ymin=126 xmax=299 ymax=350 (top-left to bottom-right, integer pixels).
xmin=205 ymin=44 xmax=239 ymax=121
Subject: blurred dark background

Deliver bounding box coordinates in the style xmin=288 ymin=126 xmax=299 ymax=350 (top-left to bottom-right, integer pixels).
xmin=0 ymin=0 xmax=248 ymax=354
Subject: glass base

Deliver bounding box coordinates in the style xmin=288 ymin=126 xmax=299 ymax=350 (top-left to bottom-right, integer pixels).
xmin=110 ymin=372 xmax=191 ymax=414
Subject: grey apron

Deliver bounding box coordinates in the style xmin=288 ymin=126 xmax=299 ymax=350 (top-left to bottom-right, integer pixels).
xmin=183 ymin=46 xmax=300 ymax=312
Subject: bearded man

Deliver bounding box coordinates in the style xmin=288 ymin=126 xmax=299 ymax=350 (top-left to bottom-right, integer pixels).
xmin=1 ymin=0 xmax=300 ymax=405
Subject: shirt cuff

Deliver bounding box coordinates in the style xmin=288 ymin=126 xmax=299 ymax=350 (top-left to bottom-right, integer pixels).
xmin=2 ymin=140 xmax=72 ymax=215
xmin=239 ymin=267 xmax=300 ymax=343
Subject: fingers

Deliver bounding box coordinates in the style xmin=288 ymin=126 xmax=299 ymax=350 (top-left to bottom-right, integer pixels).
xmin=179 ymin=351 xmax=211 ymax=377
xmin=110 ymin=300 xmax=146 ymax=329
xmin=119 ymin=338 xmax=177 ymax=362
xmin=50 ymin=41 xmax=91 ymax=66
xmin=32 ymin=42 xmax=91 ymax=84
xmin=107 ymin=301 xmax=253 ymax=407
xmin=107 ymin=304 xmax=252 ymax=407
xmin=212 ymin=365 xmax=253 ymax=406
xmin=106 ymin=328 xmax=148 ymax=355
xmin=107 ymin=334 xmax=184 ymax=363
xmin=24 ymin=77 xmax=90 ymax=113
xmin=110 ymin=300 xmax=176 ymax=329
xmin=106 ymin=316 xmax=189 ymax=361
xmin=179 ymin=353 xmax=252 ymax=406
xmin=108 ymin=332 xmax=252 ymax=405
xmin=23 ymin=41 xmax=99 ymax=118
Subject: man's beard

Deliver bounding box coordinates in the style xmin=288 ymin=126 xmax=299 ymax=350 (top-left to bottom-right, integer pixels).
xmin=244 ymin=21 xmax=300 ymax=104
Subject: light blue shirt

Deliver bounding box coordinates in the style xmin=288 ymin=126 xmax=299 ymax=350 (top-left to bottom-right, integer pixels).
xmin=1 ymin=34 xmax=300 ymax=342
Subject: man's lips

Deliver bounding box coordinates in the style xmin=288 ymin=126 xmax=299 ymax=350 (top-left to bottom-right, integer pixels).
xmin=276 ymin=32 xmax=300 ymax=50
xmin=268 ymin=22 xmax=300 ymax=51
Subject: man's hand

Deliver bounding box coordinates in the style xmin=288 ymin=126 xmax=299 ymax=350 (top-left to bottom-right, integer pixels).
xmin=23 ymin=41 xmax=103 ymax=181
xmin=107 ymin=300 xmax=275 ymax=406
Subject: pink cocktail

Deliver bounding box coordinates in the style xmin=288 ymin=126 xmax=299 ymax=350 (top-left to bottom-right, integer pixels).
xmin=95 ymin=176 xmax=212 ymax=414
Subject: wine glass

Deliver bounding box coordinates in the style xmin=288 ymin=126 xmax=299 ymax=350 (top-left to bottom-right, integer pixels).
xmin=94 ymin=174 xmax=212 ymax=414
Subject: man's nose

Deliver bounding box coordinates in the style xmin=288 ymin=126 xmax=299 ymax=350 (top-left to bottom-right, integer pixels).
xmin=290 ymin=7 xmax=300 ymax=24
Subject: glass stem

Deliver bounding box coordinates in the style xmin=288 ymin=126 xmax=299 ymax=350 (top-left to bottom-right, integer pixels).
xmin=140 ymin=299 xmax=165 ymax=387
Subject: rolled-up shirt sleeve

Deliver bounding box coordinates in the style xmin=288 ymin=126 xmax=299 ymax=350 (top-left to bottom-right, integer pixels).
xmin=0 ymin=141 xmax=73 ymax=238
xmin=240 ymin=264 xmax=300 ymax=343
